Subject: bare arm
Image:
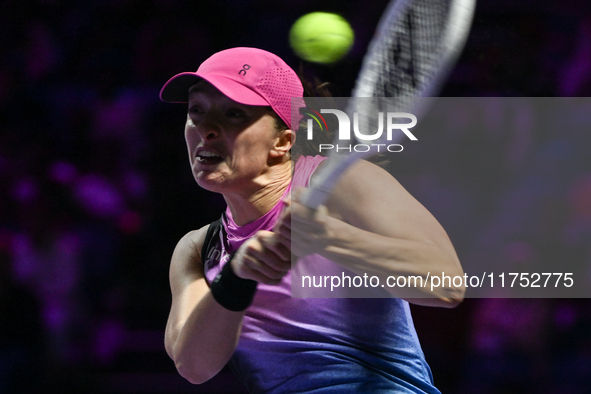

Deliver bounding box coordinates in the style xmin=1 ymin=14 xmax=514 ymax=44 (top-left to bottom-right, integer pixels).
xmin=165 ymin=224 xmax=291 ymax=384
xmin=278 ymin=159 xmax=465 ymax=307
xmin=165 ymin=227 xmax=244 ymax=384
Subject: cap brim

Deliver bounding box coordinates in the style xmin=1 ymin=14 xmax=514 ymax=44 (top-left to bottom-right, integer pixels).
xmin=159 ymin=73 xmax=202 ymax=103
xmin=160 ymin=72 xmax=269 ymax=107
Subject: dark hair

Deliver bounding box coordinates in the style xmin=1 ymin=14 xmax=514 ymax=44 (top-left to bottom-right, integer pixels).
xmin=290 ymin=76 xmax=335 ymax=160
xmin=289 ymin=74 xmax=389 ymax=167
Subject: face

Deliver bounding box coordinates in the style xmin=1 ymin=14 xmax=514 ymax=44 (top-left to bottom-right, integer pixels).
xmin=185 ymin=81 xmax=287 ymax=194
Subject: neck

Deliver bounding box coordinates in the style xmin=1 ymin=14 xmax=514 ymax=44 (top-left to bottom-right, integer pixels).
xmin=224 ymin=160 xmax=292 ymax=226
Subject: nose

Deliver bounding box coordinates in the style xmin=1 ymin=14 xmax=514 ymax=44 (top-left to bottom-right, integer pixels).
xmin=189 ymin=116 xmax=221 ymax=141
xmin=197 ymin=126 xmax=219 ymax=140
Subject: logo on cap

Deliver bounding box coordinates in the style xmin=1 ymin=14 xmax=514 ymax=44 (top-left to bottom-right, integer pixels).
xmin=239 ymin=64 xmax=251 ymax=76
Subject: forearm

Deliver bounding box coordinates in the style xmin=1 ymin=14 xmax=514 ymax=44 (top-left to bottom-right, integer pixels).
xmin=166 ymin=291 xmax=244 ymax=384
xmin=316 ymin=216 xmax=465 ymax=306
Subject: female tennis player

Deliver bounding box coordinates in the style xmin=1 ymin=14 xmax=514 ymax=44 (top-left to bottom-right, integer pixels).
xmin=160 ymin=47 xmax=464 ymax=393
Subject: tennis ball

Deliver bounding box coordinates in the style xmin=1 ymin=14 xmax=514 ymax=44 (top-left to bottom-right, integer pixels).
xmin=289 ymin=12 xmax=354 ymax=64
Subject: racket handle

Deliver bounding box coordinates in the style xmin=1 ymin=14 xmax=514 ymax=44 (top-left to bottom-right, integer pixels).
xmin=300 ymin=153 xmax=360 ymax=210
xmin=301 ymin=184 xmax=333 ymax=210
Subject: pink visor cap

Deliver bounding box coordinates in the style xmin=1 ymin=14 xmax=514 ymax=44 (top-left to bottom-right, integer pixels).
xmin=160 ymin=47 xmax=304 ymax=129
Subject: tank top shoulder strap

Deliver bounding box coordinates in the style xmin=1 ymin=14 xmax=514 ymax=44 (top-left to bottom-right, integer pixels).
xmin=292 ymin=155 xmax=328 ymax=188
xmin=201 ymin=217 xmax=223 ymax=266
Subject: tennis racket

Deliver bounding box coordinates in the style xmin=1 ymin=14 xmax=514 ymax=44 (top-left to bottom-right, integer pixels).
xmin=301 ymin=0 xmax=476 ymax=209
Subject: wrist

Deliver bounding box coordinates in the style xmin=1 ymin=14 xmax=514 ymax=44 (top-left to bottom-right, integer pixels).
xmin=210 ymin=253 xmax=258 ymax=312
xmin=322 ymin=215 xmax=352 ymax=248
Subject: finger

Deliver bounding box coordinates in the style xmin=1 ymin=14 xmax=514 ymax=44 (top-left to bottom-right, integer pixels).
xmin=275 ymin=226 xmax=288 ymax=240
xmin=274 ymin=224 xmax=292 ymax=243
xmin=288 ymin=221 xmax=324 ymax=240
xmin=239 ymin=263 xmax=283 ymax=285
xmin=290 ymin=240 xmax=313 ymax=259
xmin=245 ymin=233 xmax=290 ymax=268
xmin=275 ymin=213 xmax=292 ymax=235
xmin=291 ymin=200 xmax=328 ymax=223
xmin=289 ymin=229 xmax=328 ymax=257
xmin=260 ymin=233 xmax=291 ymax=261
xmin=233 ymin=245 xmax=286 ymax=284
xmin=249 ymin=245 xmax=291 ymax=273
xmin=282 ymin=193 xmax=292 ymax=206
xmin=243 ymin=255 xmax=288 ymax=281
xmin=290 ymin=187 xmax=306 ymax=202
xmin=254 ymin=231 xmax=291 ymax=264
xmin=274 ymin=200 xmax=292 ymax=233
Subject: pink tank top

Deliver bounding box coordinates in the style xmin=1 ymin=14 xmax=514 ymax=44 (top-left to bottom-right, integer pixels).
xmin=202 ymin=155 xmax=439 ymax=394
xmin=203 ymin=154 xmax=326 ymax=282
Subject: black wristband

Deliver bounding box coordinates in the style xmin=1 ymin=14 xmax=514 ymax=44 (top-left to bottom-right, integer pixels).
xmin=210 ymin=253 xmax=258 ymax=312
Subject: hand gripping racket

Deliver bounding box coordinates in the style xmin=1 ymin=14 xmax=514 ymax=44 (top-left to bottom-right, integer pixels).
xmin=301 ymin=0 xmax=476 ymax=209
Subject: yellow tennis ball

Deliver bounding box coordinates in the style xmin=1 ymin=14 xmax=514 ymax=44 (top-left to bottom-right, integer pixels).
xmin=289 ymin=12 xmax=354 ymax=64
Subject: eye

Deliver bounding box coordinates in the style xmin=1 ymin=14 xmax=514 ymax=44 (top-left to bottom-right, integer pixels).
xmin=226 ymin=108 xmax=247 ymax=118
xmin=188 ymin=104 xmax=204 ymax=116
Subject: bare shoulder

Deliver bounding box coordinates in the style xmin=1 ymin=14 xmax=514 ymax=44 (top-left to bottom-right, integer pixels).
xmin=325 ymin=159 xmax=411 ymax=219
xmin=337 ymin=159 xmax=402 ymax=194
xmin=325 ymin=159 xmax=452 ymax=250
xmin=169 ymin=225 xmax=211 ymax=284
xmin=312 ymin=159 xmax=404 ymax=206
xmin=175 ymin=226 xmax=210 ymax=258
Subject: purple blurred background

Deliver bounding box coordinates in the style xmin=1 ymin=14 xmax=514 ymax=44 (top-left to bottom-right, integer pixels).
xmin=1 ymin=0 xmax=591 ymax=393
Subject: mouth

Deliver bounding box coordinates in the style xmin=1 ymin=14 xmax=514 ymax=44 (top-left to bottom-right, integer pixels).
xmin=195 ymin=148 xmax=224 ymax=165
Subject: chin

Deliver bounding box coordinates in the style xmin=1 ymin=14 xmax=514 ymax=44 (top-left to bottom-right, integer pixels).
xmin=195 ymin=178 xmax=221 ymax=193
xmin=194 ymin=173 xmax=227 ymax=194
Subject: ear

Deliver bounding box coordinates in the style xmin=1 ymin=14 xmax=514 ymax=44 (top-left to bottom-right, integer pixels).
xmin=269 ymin=128 xmax=296 ymax=159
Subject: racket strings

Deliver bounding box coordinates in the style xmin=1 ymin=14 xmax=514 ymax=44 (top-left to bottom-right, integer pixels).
xmin=375 ymin=0 xmax=451 ymax=101
xmin=301 ymin=0 xmax=475 ymax=208
xmin=350 ymin=0 xmax=471 ymax=144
